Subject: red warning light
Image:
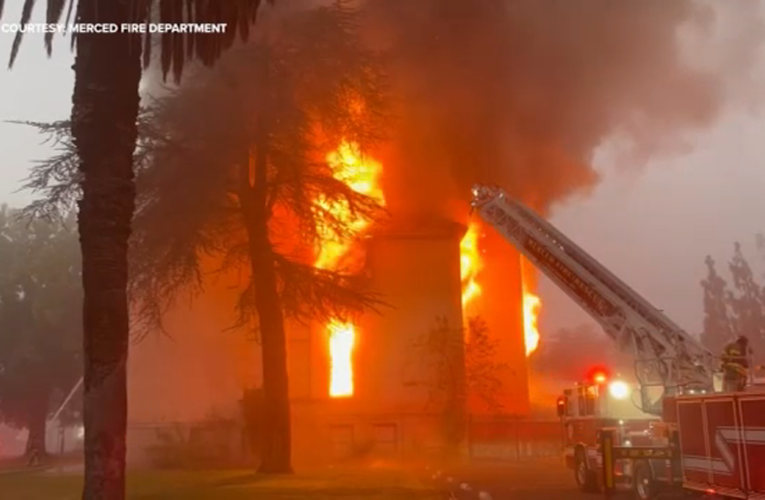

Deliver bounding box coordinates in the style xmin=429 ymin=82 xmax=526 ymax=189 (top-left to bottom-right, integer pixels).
xmin=585 ymin=366 xmax=609 ymax=384
xmin=556 ymin=396 xmax=567 ymax=417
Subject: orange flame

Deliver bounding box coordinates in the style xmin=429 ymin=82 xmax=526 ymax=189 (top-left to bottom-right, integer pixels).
xmin=327 ymin=320 xmax=356 ymax=397
xmin=460 ymin=222 xmax=483 ymax=309
xmin=520 ymin=257 xmax=541 ymax=356
xmin=315 ymin=140 xmax=384 ymax=398
xmin=522 ymin=290 xmax=541 ymax=355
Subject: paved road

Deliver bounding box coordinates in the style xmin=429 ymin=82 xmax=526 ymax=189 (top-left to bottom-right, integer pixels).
xmin=433 ymin=458 xmax=594 ymax=500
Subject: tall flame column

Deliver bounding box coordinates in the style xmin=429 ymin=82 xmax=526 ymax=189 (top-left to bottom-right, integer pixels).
xmin=464 ymin=228 xmax=531 ymax=416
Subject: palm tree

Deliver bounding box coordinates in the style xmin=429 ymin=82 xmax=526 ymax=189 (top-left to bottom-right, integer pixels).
xmin=2 ymin=1 xmax=272 ymax=498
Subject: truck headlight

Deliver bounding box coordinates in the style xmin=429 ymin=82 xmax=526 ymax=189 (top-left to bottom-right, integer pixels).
xmin=609 ymin=381 xmax=630 ymax=400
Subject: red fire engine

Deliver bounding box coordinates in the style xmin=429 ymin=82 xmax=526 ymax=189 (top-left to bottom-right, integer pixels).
xmin=471 ymin=185 xmax=765 ymax=499
xmin=556 ymin=371 xmax=660 ymax=492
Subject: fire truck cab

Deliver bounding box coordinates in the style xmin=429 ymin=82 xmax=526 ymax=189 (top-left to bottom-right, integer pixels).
xmin=559 ymin=375 xmax=765 ymax=499
xmin=558 ymin=371 xmax=661 ymax=493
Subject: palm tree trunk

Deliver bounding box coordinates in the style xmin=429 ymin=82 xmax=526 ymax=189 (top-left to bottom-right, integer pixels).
xmin=71 ymin=1 xmax=143 ymax=498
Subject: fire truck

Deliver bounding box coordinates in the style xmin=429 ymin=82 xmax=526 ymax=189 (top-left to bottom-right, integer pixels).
xmin=470 ymin=185 xmax=765 ymax=499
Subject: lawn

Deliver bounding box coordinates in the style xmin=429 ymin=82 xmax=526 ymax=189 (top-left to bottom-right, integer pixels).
xmin=0 ymin=466 xmax=444 ymax=500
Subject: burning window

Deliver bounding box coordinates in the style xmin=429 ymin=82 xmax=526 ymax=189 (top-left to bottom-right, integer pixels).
xmin=315 ymin=140 xmax=385 ymax=398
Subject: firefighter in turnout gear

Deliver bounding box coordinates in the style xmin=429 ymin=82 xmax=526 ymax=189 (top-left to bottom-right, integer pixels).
xmin=722 ymin=335 xmax=750 ymax=392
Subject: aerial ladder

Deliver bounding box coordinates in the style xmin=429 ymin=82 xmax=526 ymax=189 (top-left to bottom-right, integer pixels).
xmin=470 ymin=185 xmax=716 ymax=415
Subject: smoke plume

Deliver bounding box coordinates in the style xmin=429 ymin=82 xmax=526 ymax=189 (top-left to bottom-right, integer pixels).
xmin=362 ymin=0 xmax=764 ymax=217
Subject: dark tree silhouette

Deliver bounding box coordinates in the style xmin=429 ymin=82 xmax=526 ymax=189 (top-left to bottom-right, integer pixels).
xmin=700 ymin=255 xmax=734 ymax=354
xmin=21 ymin=1 xmax=389 ymax=474
xmin=727 ymin=242 xmax=765 ymax=362
xmin=0 ymin=207 xmax=82 ymax=462
xmin=2 ymin=0 xmax=272 ymax=495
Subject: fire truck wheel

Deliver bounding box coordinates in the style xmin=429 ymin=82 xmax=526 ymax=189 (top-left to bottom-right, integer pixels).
xmin=633 ymin=460 xmax=655 ymax=500
xmin=574 ymin=448 xmax=598 ymax=493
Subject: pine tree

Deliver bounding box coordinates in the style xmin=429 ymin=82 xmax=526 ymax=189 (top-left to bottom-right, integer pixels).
xmin=727 ymin=242 xmax=765 ymax=362
xmin=0 ymin=207 xmax=82 ymax=462
xmin=758 ymin=233 xmax=765 ymax=316
xmin=700 ymin=255 xmax=734 ymax=354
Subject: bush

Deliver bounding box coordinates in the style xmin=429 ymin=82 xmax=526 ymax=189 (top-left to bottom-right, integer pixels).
xmin=145 ymin=419 xmax=241 ymax=469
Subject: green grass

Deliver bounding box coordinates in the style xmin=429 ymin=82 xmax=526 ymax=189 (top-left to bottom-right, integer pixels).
xmin=0 ymin=466 xmax=443 ymax=500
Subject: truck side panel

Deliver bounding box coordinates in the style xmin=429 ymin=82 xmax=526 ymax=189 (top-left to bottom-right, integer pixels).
xmin=738 ymin=396 xmax=765 ymax=495
xmin=676 ymin=399 xmax=711 ymax=486
xmin=676 ymin=393 xmax=765 ymax=498
xmin=703 ymin=397 xmax=746 ymax=495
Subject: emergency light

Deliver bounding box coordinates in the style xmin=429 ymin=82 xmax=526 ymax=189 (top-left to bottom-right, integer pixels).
xmin=608 ymin=380 xmax=630 ymax=400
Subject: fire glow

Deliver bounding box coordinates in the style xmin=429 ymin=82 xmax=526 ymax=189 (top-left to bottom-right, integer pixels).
xmin=522 ymin=290 xmax=541 ymax=355
xmin=460 ymin=222 xmax=483 ymax=308
xmin=521 ymin=257 xmax=541 ymax=356
xmin=327 ymin=320 xmax=356 ymax=397
xmin=315 ymin=140 xmax=384 ymax=398
xmin=460 ymin=224 xmax=540 ymax=357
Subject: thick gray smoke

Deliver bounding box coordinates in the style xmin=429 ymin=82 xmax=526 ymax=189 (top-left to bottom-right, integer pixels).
xmin=362 ymin=0 xmax=764 ymax=217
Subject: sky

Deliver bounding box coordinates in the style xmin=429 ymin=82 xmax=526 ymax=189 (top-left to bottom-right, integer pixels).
xmin=0 ymin=2 xmax=764 ymax=344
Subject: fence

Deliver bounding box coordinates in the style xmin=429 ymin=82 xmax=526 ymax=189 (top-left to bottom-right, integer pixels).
xmin=468 ymin=416 xmax=562 ymax=461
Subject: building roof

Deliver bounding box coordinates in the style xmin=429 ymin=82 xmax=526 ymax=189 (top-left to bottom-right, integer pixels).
xmin=370 ymin=212 xmax=466 ymax=240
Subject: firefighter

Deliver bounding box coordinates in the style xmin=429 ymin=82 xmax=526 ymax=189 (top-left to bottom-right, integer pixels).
xmin=26 ymin=447 xmax=40 ymax=468
xmin=721 ymin=335 xmax=750 ymax=392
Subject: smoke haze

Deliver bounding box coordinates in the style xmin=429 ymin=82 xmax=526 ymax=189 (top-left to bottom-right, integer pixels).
xmin=362 ymin=0 xmax=764 ymax=216
xmin=360 ymin=0 xmax=765 ymax=400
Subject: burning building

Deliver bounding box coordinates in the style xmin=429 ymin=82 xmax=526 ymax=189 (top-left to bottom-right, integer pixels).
xmin=122 ymin=0 xmax=760 ymax=467
xmin=285 ymin=141 xmax=538 ymax=464
xmin=289 ymin=215 xmax=467 ymax=462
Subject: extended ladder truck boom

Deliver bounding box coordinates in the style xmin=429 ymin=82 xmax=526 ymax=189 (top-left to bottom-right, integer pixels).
xmin=470 ymin=185 xmax=715 ymax=415
xmin=470 ymin=185 xmax=765 ymax=498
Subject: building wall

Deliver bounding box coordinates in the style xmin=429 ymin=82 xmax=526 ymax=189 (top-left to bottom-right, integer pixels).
xmin=291 ymin=403 xmax=450 ymax=465
xmin=358 ymin=220 xmax=465 ymax=413
xmin=288 ymin=216 xmax=467 ymax=463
